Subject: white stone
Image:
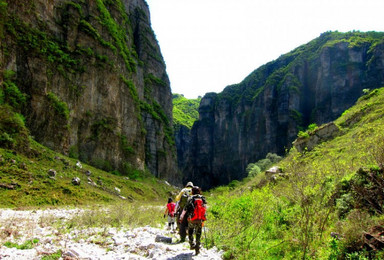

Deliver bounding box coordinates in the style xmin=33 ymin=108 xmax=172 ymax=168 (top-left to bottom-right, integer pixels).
xmin=76 ymin=161 xmax=82 ymax=168
xmin=112 ymin=236 xmax=125 ymax=246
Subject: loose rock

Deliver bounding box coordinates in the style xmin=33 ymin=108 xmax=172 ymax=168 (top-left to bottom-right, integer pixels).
xmin=72 ymin=177 xmax=81 ymax=185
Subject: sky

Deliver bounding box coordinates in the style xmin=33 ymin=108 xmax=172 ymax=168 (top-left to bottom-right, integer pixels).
xmin=145 ymin=0 xmax=384 ymax=99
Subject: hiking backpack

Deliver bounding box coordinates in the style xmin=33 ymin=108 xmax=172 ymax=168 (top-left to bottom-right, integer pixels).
xmin=189 ymin=196 xmax=206 ymax=222
xmin=178 ymin=189 xmax=191 ymax=210
xmin=167 ymin=202 xmax=176 ymax=217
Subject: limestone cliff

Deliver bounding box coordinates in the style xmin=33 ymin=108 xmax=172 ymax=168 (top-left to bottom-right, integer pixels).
xmin=179 ymin=32 xmax=384 ymax=189
xmin=0 ymin=0 xmax=179 ymax=182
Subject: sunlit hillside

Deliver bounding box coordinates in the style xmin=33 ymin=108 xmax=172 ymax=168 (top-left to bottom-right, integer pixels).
xmin=172 ymin=94 xmax=201 ymax=130
xmin=206 ymin=88 xmax=384 ymax=259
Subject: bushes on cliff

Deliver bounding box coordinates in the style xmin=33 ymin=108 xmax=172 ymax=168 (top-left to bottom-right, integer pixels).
xmin=0 ymin=70 xmax=29 ymax=152
xmin=0 ymin=105 xmax=29 ymax=152
xmin=1 ymin=70 xmax=26 ymax=111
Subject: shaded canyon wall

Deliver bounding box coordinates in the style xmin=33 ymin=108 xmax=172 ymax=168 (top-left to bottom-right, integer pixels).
xmin=1 ymin=0 xmax=179 ymax=182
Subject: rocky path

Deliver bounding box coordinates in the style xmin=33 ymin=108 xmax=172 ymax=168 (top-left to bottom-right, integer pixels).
xmin=0 ymin=208 xmax=223 ymax=259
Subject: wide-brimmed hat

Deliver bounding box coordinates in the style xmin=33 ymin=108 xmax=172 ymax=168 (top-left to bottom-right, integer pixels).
xmin=186 ymin=181 xmax=194 ymax=187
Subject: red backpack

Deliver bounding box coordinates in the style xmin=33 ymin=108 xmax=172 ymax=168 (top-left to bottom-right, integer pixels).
xmin=189 ymin=196 xmax=206 ymax=222
xmin=167 ymin=202 xmax=176 ymax=217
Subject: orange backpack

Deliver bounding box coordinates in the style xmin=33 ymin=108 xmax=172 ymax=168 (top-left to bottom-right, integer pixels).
xmin=189 ymin=196 xmax=206 ymax=222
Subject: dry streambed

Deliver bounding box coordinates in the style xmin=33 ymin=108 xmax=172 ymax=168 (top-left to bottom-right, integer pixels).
xmin=0 ymin=208 xmax=222 ymax=259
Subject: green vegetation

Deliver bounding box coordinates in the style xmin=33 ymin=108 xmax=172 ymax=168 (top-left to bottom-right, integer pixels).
xmin=0 ymin=136 xmax=176 ymax=207
xmin=145 ymin=73 xmax=167 ymax=87
xmin=95 ymin=0 xmax=137 ymax=72
xmin=5 ymin=16 xmax=80 ymax=74
xmin=246 ymin=153 xmax=282 ymax=177
xmin=1 ymin=0 xmax=175 ymax=174
xmin=4 ymin=239 xmax=39 ymax=250
xmin=78 ymin=19 xmax=115 ymax=50
xmin=46 ymin=92 xmax=70 ymax=120
xmin=120 ymin=134 xmax=134 ymax=156
xmin=64 ymin=201 xmax=164 ymax=229
xmin=207 ymin=87 xmax=384 ymax=259
xmin=297 ymin=123 xmax=318 ymax=139
xmin=216 ymin=31 xmax=384 ymax=130
xmin=322 ymin=31 xmax=384 ymax=49
xmin=172 ymin=94 xmax=201 ymax=129
xmin=1 ymin=71 xmax=26 ymax=110
xmin=41 ymin=250 xmax=62 ymax=260
xmin=0 ymin=72 xmax=174 ymax=198
xmin=0 ymin=105 xmax=29 ymax=152
xmin=121 ymin=74 xmax=174 ymax=147
xmin=3 ymin=0 xmax=138 ymax=77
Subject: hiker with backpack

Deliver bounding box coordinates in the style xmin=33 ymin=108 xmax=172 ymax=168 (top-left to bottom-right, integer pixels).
xmin=175 ymin=181 xmax=194 ymax=242
xmin=164 ymin=197 xmax=176 ymax=231
xmin=181 ymin=186 xmax=207 ymax=255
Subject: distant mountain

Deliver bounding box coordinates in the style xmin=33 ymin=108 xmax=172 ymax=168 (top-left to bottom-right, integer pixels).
xmin=177 ymin=31 xmax=384 ymax=189
xmin=172 ymin=94 xmax=201 ymax=130
xmin=172 ymin=94 xmax=201 ymax=174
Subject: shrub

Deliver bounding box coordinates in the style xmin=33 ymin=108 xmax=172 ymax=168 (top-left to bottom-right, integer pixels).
xmin=46 ymin=92 xmax=69 ymax=120
xmin=246 ymin=153 xmax=282 ymax=177
xmin=337 ymin=210 xmax=374 ymax=253
xmin=4 ymin=239 xmax=39 ymax=249
xmin=69 ymin=145 xmax=79 ymax=159
xmin=2 ymin=77 xmax=26 ymax=110
xmin=246 ymin=163 xmax=261 ymax=177
xmin=0 ymin=105 xmax=29 ymax=151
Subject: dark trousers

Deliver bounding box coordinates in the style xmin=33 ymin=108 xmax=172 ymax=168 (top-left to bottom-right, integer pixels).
xmin=178 ymin=214 xmax=189 ymax=241
xmin=188 ymin=220 xmax=203 ymax=248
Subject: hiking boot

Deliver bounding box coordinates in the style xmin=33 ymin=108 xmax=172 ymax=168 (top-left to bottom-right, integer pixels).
xmin=195 ymin=247 xmax=200 ymax=255
xmin=190 ymin=243 xmax=196 ymax=250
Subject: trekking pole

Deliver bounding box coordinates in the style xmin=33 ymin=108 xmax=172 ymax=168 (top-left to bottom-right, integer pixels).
xmin=203 ymin=222 xmax=207 ymax=249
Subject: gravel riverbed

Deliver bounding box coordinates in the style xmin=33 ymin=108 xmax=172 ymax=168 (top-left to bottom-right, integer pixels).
xmin=0 ymin=208 xmax=223 ymax=259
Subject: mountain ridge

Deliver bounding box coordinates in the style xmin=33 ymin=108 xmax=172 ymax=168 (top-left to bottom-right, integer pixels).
xmin=176 ymin=31 xmax=384 ymax=189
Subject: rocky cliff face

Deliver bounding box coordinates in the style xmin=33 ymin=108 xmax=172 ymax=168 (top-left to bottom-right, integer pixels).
xmin=179 ymin=32 xmax=384 ymax=189
xmin=0 ymin=0 xmax=179 ymax=182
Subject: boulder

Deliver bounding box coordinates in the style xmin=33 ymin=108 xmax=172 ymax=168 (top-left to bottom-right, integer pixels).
xmin=76 ymin=161 xmax=82 ymax=169
xmin=48 ymin=169 xmax=57 ymax=178
xmin=266 ymin=166 xmax=281 ymax=175
xmin=0 ymin=183 xmax=19 ymax=190
xmin=293 ymin=122 xmax=340 ymax=153
xmin=72 ymin=177 xmax=81 ymax=186
xmin=155 ymin=235 xmax=172 ymax=244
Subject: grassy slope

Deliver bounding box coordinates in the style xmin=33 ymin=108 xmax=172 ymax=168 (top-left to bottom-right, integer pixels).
xmin=0 ymin=138 xmax=177 ymax=208
xmin=207 ymin=88 xmax=384 ymax=259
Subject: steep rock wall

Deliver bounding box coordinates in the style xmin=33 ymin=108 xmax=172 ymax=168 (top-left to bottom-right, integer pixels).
xmin=0 ymin=0 xmax=179 ymax=182
xmin=180 ymin=32 xmax=384 ymax=189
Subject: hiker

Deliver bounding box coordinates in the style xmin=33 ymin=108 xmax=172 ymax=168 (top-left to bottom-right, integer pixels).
xmin=164 ymin=197 xmax=176 ymax=231
xmin=175 ymin=181 xmax=194 ymax=242
xmin=182 ymin=186 xmax=207 ymax=255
